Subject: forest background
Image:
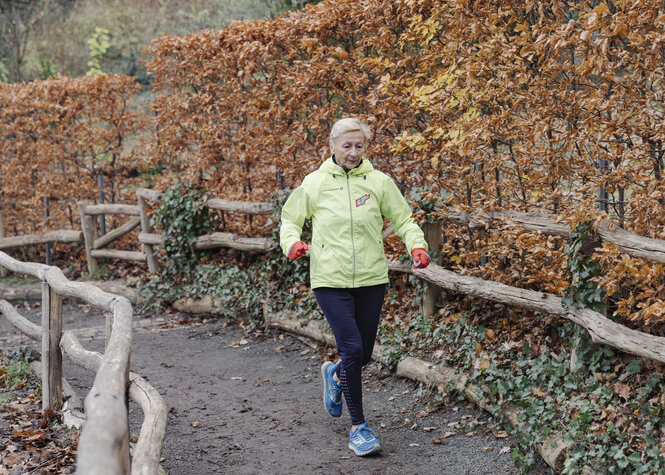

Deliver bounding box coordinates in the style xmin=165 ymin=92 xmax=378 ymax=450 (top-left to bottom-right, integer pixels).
xmin=0 ymin=0 xmax=316 ymax=82
xmin=1 ymin=0 xmax=665 ymax=473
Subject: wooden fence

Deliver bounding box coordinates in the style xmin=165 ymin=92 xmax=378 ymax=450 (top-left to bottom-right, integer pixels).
xmin=128 ymin=191 xmax=665 ymax=366
xmin=4 ymin=190 xmax=665 ymax=271
xmin=4 ymin=189 xmax=665 ymax=472
xmin=78 ymin=201 xmax=146 ymax=274
xmin=135 ymin=188 xmax=273 ymax=262
xmin=0 ymin=251 xmax=166 ymax=475
xmin=3 ymin=191 xmax=665 ymax=361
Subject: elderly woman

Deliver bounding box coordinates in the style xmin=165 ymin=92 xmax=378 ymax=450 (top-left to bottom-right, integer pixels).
xmin=280 ymin=118 xmax=430 ymax=456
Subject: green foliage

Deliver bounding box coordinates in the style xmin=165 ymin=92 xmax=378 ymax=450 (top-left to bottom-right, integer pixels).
xmin=152 ymin=182 xmax=217 ymax=277
xmin=1 ymin=347 xmax=40 ymax=390
xmin=141 ymin=261 xmax=266 ymax=327
xmin=138 ymin=187 xmax=319 ymax=329
xmin=562 ymin=221 xmax=606 ymax=314
xmin=36 ymin=58 xmax=57 ymax=80
xmin=7 ymin=347 xmax=41 ymax=365
xmin=86 ymin=27 xmax=111 ymax=76
xmin=13 ymin=0 xmax=316 ymax=82
xmin=428 ymin=317 xmax=665 ymax=474
xmin=0 ymin=59 xmax=8 ymax=82
xmin=139 ymin=182 xmax=216 ymax=310
xmin=5 ymin=360 xmax=30 ymax=389
xmin=377 ymin=309 xmax=432 ymax=369
xmin=407 ymin=185 xmax=449 ymax=223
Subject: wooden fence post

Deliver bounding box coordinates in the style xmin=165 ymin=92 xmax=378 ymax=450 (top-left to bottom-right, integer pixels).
xmin=421 ymin=221 xmax=443 ymax=317
xmin=137 ymin=192 xmax=159 ymax=273
xmin=41 ymin=281 xmax=63 ymax=412
xmin=78 ymin=202 xmax=98 ymax=275
xmin=0 ymin=210 xmax=7 ymax=277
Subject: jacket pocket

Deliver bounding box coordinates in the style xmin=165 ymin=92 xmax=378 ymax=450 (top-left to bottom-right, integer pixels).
xmin=311 ymin=241 xmax=334 ymax=278
xmin=362 ymin=239 xmax=386 ymax=273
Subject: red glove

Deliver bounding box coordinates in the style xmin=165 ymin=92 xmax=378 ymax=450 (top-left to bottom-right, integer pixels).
xmin=411 ymin=248 xmax=431 ymax=269
xmin=288 ymin=241 xmax=308 ymax=260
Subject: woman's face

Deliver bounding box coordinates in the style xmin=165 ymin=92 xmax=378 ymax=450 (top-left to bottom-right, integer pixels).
xmin=330 ymin=130 xmax=366 ymax=170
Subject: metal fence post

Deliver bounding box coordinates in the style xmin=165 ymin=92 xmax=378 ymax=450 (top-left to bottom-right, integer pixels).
xmin=98 ymin=174 xmax=107 ymax=236
xmin=43 ymin=197 xmax=51 ymax=266
xmin=0 ymin=210 xmax=7 ymax=277
xmin=598 ymin=159 xmax=609 ymax=212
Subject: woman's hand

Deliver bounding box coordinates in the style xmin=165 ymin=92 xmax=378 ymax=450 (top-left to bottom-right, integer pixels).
xmin=411 ymin=248 xmax=431 ymax=269
xmin=288 ymin=241 xmax=309 ymax=260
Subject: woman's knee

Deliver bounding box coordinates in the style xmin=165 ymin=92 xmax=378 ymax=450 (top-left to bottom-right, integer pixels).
xmin=341 ymin=344 xmax=364 ymax=367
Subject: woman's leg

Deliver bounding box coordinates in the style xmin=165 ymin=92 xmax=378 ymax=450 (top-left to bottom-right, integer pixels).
xmin=314 ymin=284 xmax=387 ymax=426
xmin=314 ymin=287 xmax=366 ymax=425
xmin=350 ymin=283 xmax=387 ymax=367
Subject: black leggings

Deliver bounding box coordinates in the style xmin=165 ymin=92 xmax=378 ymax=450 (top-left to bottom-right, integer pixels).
xmin=313 ymin=284 xmax=387 ymax=425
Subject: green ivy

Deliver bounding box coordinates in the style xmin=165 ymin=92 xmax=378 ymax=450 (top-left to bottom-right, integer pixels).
xmin=430 ymin=317 xmax=665 ymax=474
xmin=407 ymin=185 xmax=449 ymax=223
xmin=151 ymin=182 xmax=217 ymax=278
xmin=138 ymin=186 xmax=320 ymax=328
xmin=1 ymin=347 xmax=40 ymax=390
xmin=138 ymin=182 xmax=217 ymax=309
xmin=562 ymin=221 xmax=606 ymax=314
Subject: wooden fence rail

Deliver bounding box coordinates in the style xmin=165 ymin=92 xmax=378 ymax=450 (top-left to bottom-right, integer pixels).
xmin=444 ymin=207 xmax=665 ymax=264
xmin=0 ymin=230 xmax=83 ymax=249
xmin=388 ymin=260 xmax=665 ymax=365
xmin=0 ymin=251 xmax=166 ymax=475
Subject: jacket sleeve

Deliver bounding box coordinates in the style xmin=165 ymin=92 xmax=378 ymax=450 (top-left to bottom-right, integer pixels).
xmin=279 ymin=182 xmax=314 ymax=256
xmin=380 ymin=177 xmax=428 ymax=253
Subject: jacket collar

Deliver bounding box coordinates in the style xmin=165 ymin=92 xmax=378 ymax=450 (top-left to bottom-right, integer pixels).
xmin=321 ymin=155 xmax=373 ymax=177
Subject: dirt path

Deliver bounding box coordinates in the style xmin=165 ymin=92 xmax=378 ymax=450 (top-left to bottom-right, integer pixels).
xmin=1 ymin=302 xmax=552 ymax=474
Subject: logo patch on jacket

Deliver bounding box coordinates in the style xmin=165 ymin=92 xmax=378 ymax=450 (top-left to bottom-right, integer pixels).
xmin=356 ymin=194 xmax=370 ymax=207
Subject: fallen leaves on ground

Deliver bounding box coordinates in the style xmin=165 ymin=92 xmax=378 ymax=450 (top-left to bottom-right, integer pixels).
xmin=1 ymin=390 xmax=78 ymax=474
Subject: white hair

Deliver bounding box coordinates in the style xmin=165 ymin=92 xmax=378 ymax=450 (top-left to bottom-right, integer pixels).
xmin=329 ymin=118 xmax=372 ymax=144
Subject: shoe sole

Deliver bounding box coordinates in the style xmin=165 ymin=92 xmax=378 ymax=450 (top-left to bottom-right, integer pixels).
xmin=321 ymin=362 xmax=342 ymax=418
xmin=348 ymin=442 xmax=382 ymax=456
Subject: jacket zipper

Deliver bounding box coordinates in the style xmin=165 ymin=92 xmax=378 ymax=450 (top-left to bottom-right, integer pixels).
xmin=346 ymin=173 xmax=356 ymax=287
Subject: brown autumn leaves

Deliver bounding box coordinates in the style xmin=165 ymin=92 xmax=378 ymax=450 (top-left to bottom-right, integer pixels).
xmin=2 ymin=0 xmax=665 ymax=327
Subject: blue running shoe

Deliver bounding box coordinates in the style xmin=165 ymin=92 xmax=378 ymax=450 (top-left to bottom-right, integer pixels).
xmin=348 ymin=423 xmax=382 ymax=456
xmin=321 ymin=361 xmax=342 ymax=417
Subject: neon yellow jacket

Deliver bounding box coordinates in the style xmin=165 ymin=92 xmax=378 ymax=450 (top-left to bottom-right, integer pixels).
xmin=280 ymin=156 xmax=427 ymax=289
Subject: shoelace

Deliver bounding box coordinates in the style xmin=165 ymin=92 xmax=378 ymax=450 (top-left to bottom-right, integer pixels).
xmin=329 ymin=382 xmax=342 ymax=403
xmin=355 ymin=426 xmax=376 ymax=443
